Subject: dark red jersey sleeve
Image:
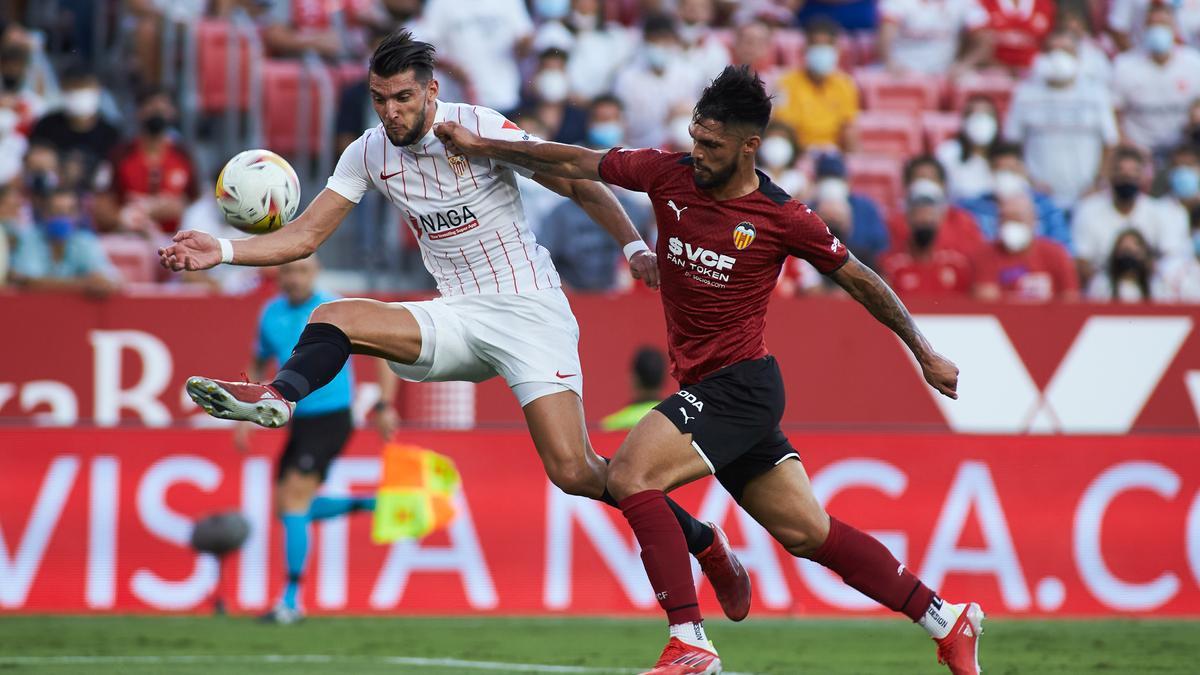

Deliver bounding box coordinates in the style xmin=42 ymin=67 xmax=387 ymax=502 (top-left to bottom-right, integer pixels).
xmin=597 ymin=147 xmax=683 ymax=195
xmin=784 ymin=202 xmax=851 ymax=274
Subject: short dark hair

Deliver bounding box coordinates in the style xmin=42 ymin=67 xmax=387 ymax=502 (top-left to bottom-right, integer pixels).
xmin=370 ymin=30 xmax=436 ymax=81
xmin=643 ymin=13 xmax=678 ymax=40
xmin=804 ymin=15 xmax=842 ymax=40
xmin=60 ymin=63 xmax=98 ymax=88
xmin=632 ymin=347 xmax=666 ymax=390
xmin=987 ymin=141 xmax=1024 ymax=163
xmin=903 ymin=154 xmax=947 ymax=185
xmin=1113 ymin=145 xmax=1146 ymax=167
xmin=693 ymin=65 xmax=772 ymax=134
xmin=589 ymin=93 xmax=623 ymax=112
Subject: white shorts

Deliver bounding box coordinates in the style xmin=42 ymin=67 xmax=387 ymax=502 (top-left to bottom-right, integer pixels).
xmin=387 ymin=288 xmax=583 ymax=406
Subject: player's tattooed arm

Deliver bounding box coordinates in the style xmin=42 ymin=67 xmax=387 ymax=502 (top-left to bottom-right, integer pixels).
xmin=830 ymin=255 xmax=960 ymax=400
xmin=433 ymin=121 xmax=605 ymax=181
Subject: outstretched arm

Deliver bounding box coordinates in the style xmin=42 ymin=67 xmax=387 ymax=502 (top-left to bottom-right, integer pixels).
xmin=159 ymin=188 xmax=356 ymax=271
xmin=434 ymin=120 xmax=606 ymax=181
xmin=533 ymin=173 xmax=659 ymax=289
xmin=829 ymin=254 xmax=959 ymax=399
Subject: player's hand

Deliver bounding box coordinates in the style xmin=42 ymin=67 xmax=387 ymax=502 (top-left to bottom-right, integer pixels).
xmin=920 ymin=352 xmax=959 ymax=400
xmin=433 ymin=121 xmax=485 ymax=156
xmin=159 ymin=230 xmax=221 ymax=272
xmin=233 ymin=423 xmax=254 ymax=453
xmin=371 ymin=404 xmax=399 ymax=441
xmin=629 ymin=250 xmax=660 ymax=290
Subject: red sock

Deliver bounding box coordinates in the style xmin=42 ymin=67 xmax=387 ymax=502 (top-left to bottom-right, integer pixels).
xmin=619 ymin=490 xmax=703 ymax=625
xmin=810 ymin=516 xmax=935 ymax=622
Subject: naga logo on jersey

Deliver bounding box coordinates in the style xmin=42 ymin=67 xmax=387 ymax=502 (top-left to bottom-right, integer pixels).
xmin=409 ymin=205 xmax=480 ymax=240
xmin=733 ymin=222 xmax=756 ymax=250
xmin=666 ymin=237 xmax=737 ymax=287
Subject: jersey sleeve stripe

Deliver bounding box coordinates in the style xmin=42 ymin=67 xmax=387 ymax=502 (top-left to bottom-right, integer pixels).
xmin=495 ymin=230 xmax=519 ymax=293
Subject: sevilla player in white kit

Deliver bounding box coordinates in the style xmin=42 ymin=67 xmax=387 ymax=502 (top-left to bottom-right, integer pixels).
xmin=159 ymin=30 xmax=751 ymax=619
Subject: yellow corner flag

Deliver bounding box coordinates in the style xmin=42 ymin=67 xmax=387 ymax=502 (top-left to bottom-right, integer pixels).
xmin=372 ymin=443 xmax=461 ymax=544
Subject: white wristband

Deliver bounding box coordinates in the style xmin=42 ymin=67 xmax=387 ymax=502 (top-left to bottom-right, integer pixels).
xmin=623 ymin=240 xmax=650 ymax=261
xmin=217 ymin=238 xmax=234 ymax=264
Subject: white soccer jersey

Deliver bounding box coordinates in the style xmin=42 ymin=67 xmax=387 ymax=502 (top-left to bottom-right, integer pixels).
xmin=326 ymin=100 xmax=562 ymax=296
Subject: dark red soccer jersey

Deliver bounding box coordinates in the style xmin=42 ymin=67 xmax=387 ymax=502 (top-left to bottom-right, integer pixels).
xmin=599 ymin=148 xmax=849 ymax=385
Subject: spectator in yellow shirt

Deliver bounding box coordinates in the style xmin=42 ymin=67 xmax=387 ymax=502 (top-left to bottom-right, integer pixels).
xmin=772 ymin=17 xmax=860 ymax=152
xmin=600 ymin=347 xmax=667 ymax=431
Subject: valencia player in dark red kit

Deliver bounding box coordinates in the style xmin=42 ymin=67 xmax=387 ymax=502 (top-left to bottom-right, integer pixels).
xmin=435 ymin=66 xmax=981 ymax=675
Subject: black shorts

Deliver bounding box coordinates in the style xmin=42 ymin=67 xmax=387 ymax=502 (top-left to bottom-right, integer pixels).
xmin=655 ymin=356 xmax=799 ymax=502
xmin=277 ymin=409 xmax=354 ymax=482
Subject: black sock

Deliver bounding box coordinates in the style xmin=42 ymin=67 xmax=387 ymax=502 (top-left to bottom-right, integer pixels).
xmin=597 ymin=462 xmax=714 ymax=556
xmin=271 ymin=323 xmax=351 ymax=402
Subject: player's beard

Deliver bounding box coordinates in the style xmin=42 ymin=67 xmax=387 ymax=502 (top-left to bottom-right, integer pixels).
xmin=692 ymin=159 xmax=737 ymax=190
xmin=385 ymin=105 xmax=428 ymax=147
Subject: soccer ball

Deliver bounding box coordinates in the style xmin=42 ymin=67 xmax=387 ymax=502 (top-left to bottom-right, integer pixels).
xmin=215 ymin=149 xmax=301 ymax=234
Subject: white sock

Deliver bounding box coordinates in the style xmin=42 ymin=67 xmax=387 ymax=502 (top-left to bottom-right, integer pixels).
xmin=918 ymin=598 xmax=963 ymax=640
xmin=668 ymin=621 xmax=712 ymax=650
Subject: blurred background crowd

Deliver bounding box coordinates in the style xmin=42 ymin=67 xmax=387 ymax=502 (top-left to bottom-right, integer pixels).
xmin=2 ymin=0 xmax=1200 ymax=304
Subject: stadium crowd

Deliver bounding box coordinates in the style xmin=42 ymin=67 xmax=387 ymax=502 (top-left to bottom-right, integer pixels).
xmin=2 ymin=0 xmax=1200 ymax=302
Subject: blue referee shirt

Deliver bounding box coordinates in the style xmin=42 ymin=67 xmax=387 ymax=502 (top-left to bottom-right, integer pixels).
xmin=256 ymin=290 xmax=354 ymax=417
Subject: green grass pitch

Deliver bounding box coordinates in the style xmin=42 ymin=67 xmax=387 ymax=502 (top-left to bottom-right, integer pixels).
xmin=0 ymin=615 xmax=1196 ymax=674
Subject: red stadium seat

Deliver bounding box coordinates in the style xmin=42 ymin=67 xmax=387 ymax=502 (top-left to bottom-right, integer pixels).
xmin=853 ymin=111 xmax=923 ymax=158
xmin=259 ymin=59 xmax=331 ymax=156
xmin=921 ymin=111 xmax=962 ymax=151
xmin=855 ymin=70 xmax=943 ymax=113
xmin=100 ymin=235 xmax=157 ymax=284
xmin=773 ymin=29 xmax=805 ymax=68
xmin=950 ymin=72 xmax=1017 ymax=117
xmin=195 ymin=19 xmax=253 ymax=113
xmin=845 ymin=154 xmax=905 ymax=216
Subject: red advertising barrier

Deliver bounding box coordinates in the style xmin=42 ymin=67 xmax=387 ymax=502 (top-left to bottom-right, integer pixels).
xmin=3 ymin=292 xmax=1200 ymax=433
xmin=2 ymin=429 xmax=1198 ymax=616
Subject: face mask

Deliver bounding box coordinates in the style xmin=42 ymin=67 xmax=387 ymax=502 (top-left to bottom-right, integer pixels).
xmin=1170 ymin=166 xmax=1200 ymax=200
xmin=534 ymin=69 xmax=569 ymax=103
xmin=999 ymin=220 xmax=1034 ymax=252
xmin=759 ymin=136 xmax=794 ymax=168
xmin=63 ymin=88 xmax=101 ymax=118
xmin=645 ymin=44 xmax=674 ymax=70
xmin=43 ymin=217 xmax=74 ymax=242
xmin=1037 ymin=49 xmax=1078 ymax=84
xmin=992 ymin=170 xmax=1030 ymax=197
xmin=571 ymin=10 xmax=599 ymax=31
xmin=587 ymin=121 xmax=623 ymax=148
xmin=963 ymin=112 xmax=997 ymax=147
xmin=908 ymin=177 xmax=945 ymax=203
xmin=1 ymin=74 xmax=19 ymax=91
xmin=1113 ymin=180 xmax=1141 ymax=202
xmin=1113 ymin=252 xmax=1145 ymax=276
xmin=668 ymin=116 xmax=693 ymax=149
xmin=0 ymin=108 xmax=17 ymax=136
xmin=806 ymin=45 xmax=838 ymax=76
xmin=816 ymin=177 xmax=850 ymax=204
xmin=535 ymin=0 xmax=570 ymax=20
xmin=678 ymin=22 xmax=707 ymax=45
xmin=143 ymin=113 xmax=170 ymax=136
xmin=911 ymin=227 xmax=937 ymax=249
xmin=1145 ymin=24 xmax=1175 ymax=55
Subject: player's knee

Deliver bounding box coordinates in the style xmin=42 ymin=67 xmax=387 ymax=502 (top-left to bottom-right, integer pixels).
xmin=308 ymin=298 xmax=362 ymax=330
xmin=546 ymin=459 xmax=602 ymax=498
xmin=780 ymin=512 xmax=831 ymax=559
xmin=605 ymin=459 xmax=654 ymax=502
